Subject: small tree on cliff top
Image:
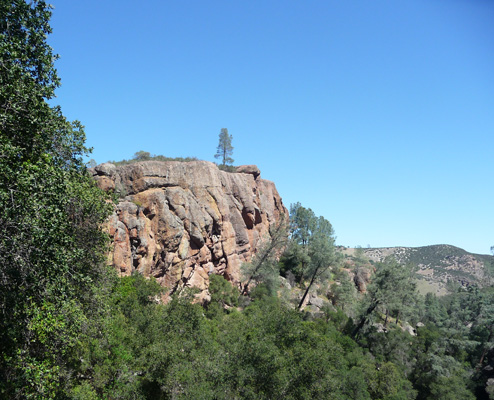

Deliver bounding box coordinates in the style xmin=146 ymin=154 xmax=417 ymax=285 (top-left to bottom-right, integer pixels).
xmin=215 ymin=128 xmax=234 ymax=166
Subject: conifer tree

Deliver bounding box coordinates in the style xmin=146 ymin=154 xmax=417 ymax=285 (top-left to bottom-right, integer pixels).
xmin=287 ymin=203 xmax=339 ymax=310
xmin=214 ymin=128 xmax=234 ymax=166
xmin=351 ymin=258 xmax=417 ymax=338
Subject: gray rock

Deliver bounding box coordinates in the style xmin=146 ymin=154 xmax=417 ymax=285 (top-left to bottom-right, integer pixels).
xmin=95 ymin=162 xmax=117 ymax=177
xmin=236 ymin=164 xmax=261 ymax=178
xmin=309 ymin=293 xmax=325 ymax=309
xmin=401 ymin=323 xmax=417 ymax=336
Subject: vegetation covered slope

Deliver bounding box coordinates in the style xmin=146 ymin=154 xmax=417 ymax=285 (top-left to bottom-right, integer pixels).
xmin=1 ymin=2 xmax=494 ymax=399
xmin=342 ymin=245 xmax=494 ymax=295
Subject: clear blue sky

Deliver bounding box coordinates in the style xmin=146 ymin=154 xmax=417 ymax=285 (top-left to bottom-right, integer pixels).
xmin=48 ymin=0 xmax=494 ymax=254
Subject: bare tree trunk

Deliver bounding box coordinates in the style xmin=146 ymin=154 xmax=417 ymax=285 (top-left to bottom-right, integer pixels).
xmin=352 ymin=302 xmax=378 ymax=339
xmin=477 ymin=324 xmax=493 ymax=370
xmin=242 ymin=220 xmax=287 ymax=295
xmin=298 ymin=272 xmax=318 ymax=310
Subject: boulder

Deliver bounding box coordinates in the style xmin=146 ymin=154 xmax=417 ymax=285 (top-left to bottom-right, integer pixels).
xmin=308 ymin=293 xmax=325 ymax=309
xmin=94 ymin=176 xmax=115 ymax=191
xmin=236 ymin=164 xmax=261 ymax=178
xmin=94 ymin=162 xmax=117 ymax=177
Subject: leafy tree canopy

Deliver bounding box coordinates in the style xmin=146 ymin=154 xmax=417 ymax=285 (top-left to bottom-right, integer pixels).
xmin=0 ymin=1 xmax=112 ymax=396
xmin=109 ymin=150 xmax=198 ymax=166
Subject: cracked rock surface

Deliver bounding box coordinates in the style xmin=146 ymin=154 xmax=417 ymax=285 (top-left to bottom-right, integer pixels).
xmin=93 ymin=161 xmax=287 ymax=301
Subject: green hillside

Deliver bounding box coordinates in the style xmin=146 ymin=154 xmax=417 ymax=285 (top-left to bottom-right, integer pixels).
xmin=361 ymin=245 xmax=494 ymax=295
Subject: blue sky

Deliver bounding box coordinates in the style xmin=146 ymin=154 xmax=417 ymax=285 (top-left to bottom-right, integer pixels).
xmin=48 ymin=0 xmax=494 ymax=254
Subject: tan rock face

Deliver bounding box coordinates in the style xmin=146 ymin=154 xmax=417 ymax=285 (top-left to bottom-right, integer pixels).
xmin=96 ymin=161 xmax=287 ymax=301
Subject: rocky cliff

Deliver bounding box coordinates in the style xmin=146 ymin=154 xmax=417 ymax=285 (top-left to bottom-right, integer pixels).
xmin=91 ymin=161 xmax=287 ymax=301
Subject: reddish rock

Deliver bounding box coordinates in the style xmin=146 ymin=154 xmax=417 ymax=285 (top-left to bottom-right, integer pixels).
xmin=94 ymin=176 xmax=115 ymax=191
xmin=92 ymin=162 xmax=117 ymax=191
xmin=100 ymin=161 xmax=287 ymax=301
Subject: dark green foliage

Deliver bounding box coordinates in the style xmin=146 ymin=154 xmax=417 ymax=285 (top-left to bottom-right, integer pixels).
xmin=285 ymin=202 xmax=340 ymax=310
xmin=206 ymin=274 xmax=239 ymax=318
xmin=365 ymin=329 xmax=416 ymax=374
xmin=73 ymin=273 xmax=164 ymax=399
xmin=133 ymin=150 xmax=151 ymax=161
xmin=67 ymin=277 xmax=421 ymax=400
xmin=113 ymin=273 xmax=164 ymax=317
xmin=109 ymin=150 xmax=199 ymax=166
xmin=202 ymin=296 xmax=416 ymax=400
xmin=330 ymin=267 xmax=358 ymax=315
xmin=428 ymin=375 xmax=476 ymax=400
xmin=279 ymin=239 xmax=308 ymax=283
xmin=217 ymin=163 xmax=237 ymax=172
xmin=406 ymin=245 xmax=491 ymax=267
xmin=352 ymin=258 xmax=418 ymax=339
xmin=138 ymin=296 xmax=216 ymax=399
xmin=0 ymin=1 xmax=112 ymax=397
xmin=402 ymin=286 xmax=494 ymax=400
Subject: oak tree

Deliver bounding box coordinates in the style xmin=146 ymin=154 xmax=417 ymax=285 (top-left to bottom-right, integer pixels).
xmin=0 ymin=1 xmax=111 ymax=396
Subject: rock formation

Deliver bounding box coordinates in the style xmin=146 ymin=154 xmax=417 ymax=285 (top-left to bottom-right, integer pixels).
xmin=92 ymin=161 xmax=287 ymax=301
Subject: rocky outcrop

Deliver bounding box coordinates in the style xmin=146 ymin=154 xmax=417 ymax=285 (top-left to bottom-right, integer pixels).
xmin=354 ymin=270 xmax=370 ymax=293
xmin=235 ymin=165 xmax=260 ymax=178
xmin=93 ymin=161 xmax=287 ymax=301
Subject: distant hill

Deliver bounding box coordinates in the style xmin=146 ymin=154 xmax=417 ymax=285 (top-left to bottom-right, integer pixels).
xmin=342 ymin=245 xmax=494 ymax=296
